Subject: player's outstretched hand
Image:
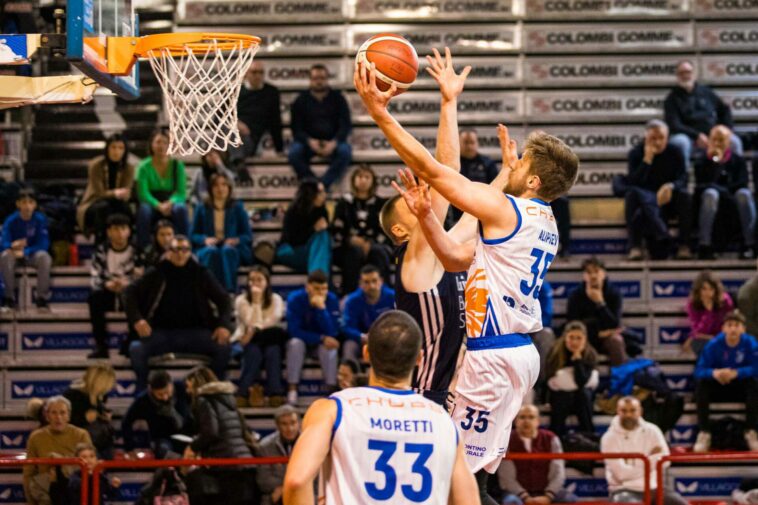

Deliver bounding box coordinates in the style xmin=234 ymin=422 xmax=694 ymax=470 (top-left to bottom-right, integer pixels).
xmin=391 ymin=168 xmax=432 ymax=219
xmin=497 ymin=123 xmax=519 ymax=171
xmin=426 ymin=47 xmax=471 ymax=103
xmin=354 ymin=61 xmax=397 ymax=118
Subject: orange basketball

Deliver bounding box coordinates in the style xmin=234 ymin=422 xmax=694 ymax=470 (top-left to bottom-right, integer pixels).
xmin=356 ymin=33 xmax=418 ymax=95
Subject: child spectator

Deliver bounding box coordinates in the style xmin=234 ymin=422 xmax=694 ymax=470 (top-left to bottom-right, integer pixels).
xmin=232 ymin=266 xmax=286 ymax=408
xmin=87 ymin=213 xmax=143 ymax=358
xmin=68 ymin=443 xmax=121 ymax=505
xmin=143 ymin=219 xmax=174 ymax=268
xmin=190 ymin=172 xmax=252 ymax=292
xmin=1 ymin=188 xmax=52 ymax=311
xmin=135 ymin=128 xmax=189 ymax=248
xmin=62 ymin=363 xmax=116 ymax=459
xmin=686 ymin=270 xmax=734 ymax=355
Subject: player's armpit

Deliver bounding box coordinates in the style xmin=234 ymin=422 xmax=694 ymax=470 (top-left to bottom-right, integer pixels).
xmin=283 ymin=398 xmax=337 ymax=505
xmin=448 ymin=440 xmax=481 ymax=505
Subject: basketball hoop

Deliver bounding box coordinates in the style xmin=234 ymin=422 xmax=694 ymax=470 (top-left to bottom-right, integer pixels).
xmin=117 ymin=33 xmax=261 ymax=156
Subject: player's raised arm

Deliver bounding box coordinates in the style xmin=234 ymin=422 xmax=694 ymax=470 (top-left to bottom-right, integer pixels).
xmin=448 ymin=439 xmax=481 ymax=505
xmin=282 ymin=398 xmax=337 ymax=505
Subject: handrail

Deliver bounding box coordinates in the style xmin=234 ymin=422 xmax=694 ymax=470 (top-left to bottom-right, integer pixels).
xmin=91 ymin=456 xmax=289 ymax=504
xmin=0 ymin=457 xmax=89 ymax=505
xmin=656 ymin=451 xmax=758 ymax=505
xmin=506 ymin=452 xmax=651 ymax=505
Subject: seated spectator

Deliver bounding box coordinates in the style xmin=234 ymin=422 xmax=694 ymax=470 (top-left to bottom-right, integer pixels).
xmin=143 ymin=219 xmax=174 ymax=268
xmin=76 ymin=133 xmax=135 ymax=241
xmin=566 ymin=257 xmax=627 ymax=366
xmin=257 ymin=405 xmax=300 ymax=505
xmin=695 ymin=125 xmax=755 ymax=259
xmin=121 ymin=370 xmax=190 ymax=459
xmin=135 ymin=128 xmax=189 ymax=248
xmin=232 ymin=266 xmax=286 ymax=408
xmin=446 ymin=129 xmax=499 ymax=225
xmin=288 ymin=64 xmax=352 ymax=189
xmin=665 ymin=59 xmax=743 ymax=163
xmin=125 ymin=236 xmax=232 ymax=391
xmin=62 ymin=363 xmax=116 ymax=459
xmin=68 ymin=443 xmax=121 ymax=505
xmin=341 ymin=264 xmax=395 ymax=361
xmin=738 ymin=271 xmax=758 ymax=337
xmin=190 ymin=150 xmax=236 ymax=207
xmin=1 ymin=188 xmax=52 ymax=311
xmin=275 ymin=179 xmax=331 ymax=276
xmin=498 ymin=405 xmax=576 ymax=505
xmin=23 ymin=396 xmax=92 ymax=505
xmin=87 ymin=214 xmax=143 ymax=358
xmin=331 ymin=164 xmax=391 ymax=294
xmin=230 ymin=61 xmax=284 ymax=171
xmin=190 ymin=172 xmax=253 ymax=292
xmin=693 ymin=310 xmax=758 ymax=452
xmin=545 ymin=321 xmax=599 ymax=437
xmin=285 ymin=270 xmax=340 ymax=405
xmin=533 ymin=280 xmax=556 ymax=402
xmin=686 ymin=270 xmax=734 ymax=355
xmin=624 ymin=119 xmax=692 ymax=260
xmin=184 ymin=366 xmax=259 ymax=505
xmin=337 ymin=358 xmax=362 ymax=390
xmin=601 ymin=396 xmax=687 ymax=505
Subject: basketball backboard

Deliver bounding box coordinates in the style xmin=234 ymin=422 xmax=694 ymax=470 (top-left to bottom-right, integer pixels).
xmin=66 ymin=0 xmax=140 ymax=99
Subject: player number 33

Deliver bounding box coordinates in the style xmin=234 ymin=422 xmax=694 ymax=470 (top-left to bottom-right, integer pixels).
xmin=365 ymin=439 xmax=434 ymax=502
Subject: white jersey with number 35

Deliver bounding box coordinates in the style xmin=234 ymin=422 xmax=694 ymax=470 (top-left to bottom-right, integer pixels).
xmin=465 ymin=195 xmax=559 ymax=339
xmin=320 ymin=386 xmax=458 ymax=505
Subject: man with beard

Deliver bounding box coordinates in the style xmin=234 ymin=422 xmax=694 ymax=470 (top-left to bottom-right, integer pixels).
xmin=601 ymin=397 xmax=687 ymax=505
xmin=258 ymin=406 xmax=302 ymax=505
xmin=121 ymin=370 xmax=190 ymax=458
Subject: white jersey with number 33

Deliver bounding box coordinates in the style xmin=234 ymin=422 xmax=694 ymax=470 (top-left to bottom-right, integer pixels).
xmin=320 ymin=386 xmax=458 ymax=504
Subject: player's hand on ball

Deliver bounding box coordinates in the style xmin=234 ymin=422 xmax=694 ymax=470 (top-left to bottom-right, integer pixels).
xmin=497 ymin=124 xmax=519 ymax=172
xmin=426 ymin=47 xmax=471 ymax=103
xmin=391 ymin=168 xmax=431 ymax=219
xmin=354 ymin=62 xmax=397 ymax=118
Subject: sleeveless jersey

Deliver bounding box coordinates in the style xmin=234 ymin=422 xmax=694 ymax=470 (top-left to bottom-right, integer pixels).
xmin=465 ymin=196 xmax=559 ymax=339
xmin=320 ymin=386 xmax=458 ymax=504
xmin=394 ymin=243 xmax=466 ymax=399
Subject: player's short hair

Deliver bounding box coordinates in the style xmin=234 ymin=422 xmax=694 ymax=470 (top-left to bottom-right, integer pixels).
xmin=645 ymin=119 xmax=669 ymax=132
xmin=380 ymin=195 xmax=402 ymax=243
xmin=724 ymin=309 xmax=746 ymax=325
xmin=367 ymin=310 xmax=422 ymax=382
xmin=307 ymin=269 xmax=328 ymax=285
xmin=524 ymin=131 xmax=579 ymax=202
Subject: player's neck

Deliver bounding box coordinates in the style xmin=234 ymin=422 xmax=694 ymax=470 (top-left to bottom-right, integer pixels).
xmin=514 ymin=189 xmax=545 ymax=202
xmin=369 ymin=372 xmax=411 ymax=391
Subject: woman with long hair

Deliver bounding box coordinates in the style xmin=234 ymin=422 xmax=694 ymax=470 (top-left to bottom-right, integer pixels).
xmin=545 ymin=321 xmax=599 ymax=437
xmin=331 ymin=164 xmax=392 ymax=294
xmin=274 ymin=178 xmax=331 ymax=276
xmin=232 ymin=266 xmax=286 ymax=408
xmin=77 ymin=133 xmax=135 ymax=240
xmin=63 ymin=363 xmax=116 ymax=458
xmin=687 ymin=270 xmax=734 ymax=354
xmin=190 ymin=172 xmax=253 ymax=291
xmin=190 ymin=150 xmax=236 ymax=207
xmin=135 ymin=128 xmax=189 ymax=247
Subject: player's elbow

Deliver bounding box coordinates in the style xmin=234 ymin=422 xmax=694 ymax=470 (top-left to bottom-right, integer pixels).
xmin=283 ymin=472 xmax=309 ymax=495
xmin=441 ymin=256 xmax=469 ymax=273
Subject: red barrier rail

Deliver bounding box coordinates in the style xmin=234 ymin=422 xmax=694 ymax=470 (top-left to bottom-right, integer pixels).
xmin=506 ymin=452 xmax=651 ymax=505
xmin=656 ymin=452 xmax=758 ymax=505
xmin=91 ymin=456 xmax=289 ymax=505
xmin=0 ymin=457 xmax=89 ymax=505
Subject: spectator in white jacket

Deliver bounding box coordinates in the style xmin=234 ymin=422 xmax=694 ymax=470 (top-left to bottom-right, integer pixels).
xmin=601 ymin=397 xmax=688 ymax=505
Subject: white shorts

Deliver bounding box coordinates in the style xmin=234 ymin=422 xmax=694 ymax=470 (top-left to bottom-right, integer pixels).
xmin=451 ymin=338 xmax=540 ymax=474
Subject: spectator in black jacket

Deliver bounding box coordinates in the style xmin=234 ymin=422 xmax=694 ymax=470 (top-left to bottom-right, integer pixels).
xmin=546 ymin=321 xmax=599 ymax=437
xmin=331 ymin=164 xmax=391 ymax=294
xmin=87 ymin=214 xmax=143 ymax=359
xmin=125 ymin=236 xmax=232 ymax=391
xmin=62 ymin=363 xmax=116 ymax=459
xmin=624 ymin=119 xmax=692 ymax=260
xmin=231 ymin=61 xmax=284 ymax=174
xmin=121 ymin=370 xmax=189 ymax=458
xmin=184 ymin=366 xmax=259 ymax=505
xmin=566 ymin=257 xmax=627 ymax=366
xmin=695 ymin=125 xmax=755 ymax=259
xmin=665 ymin=60 xmax=743 ymax=163
xmin=287 ymin=64 xmax=352 ymax=189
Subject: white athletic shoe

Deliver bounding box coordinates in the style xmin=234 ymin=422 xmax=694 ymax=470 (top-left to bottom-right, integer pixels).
xmin=287 ymin=389 xmax=298 ymax=406
xmin=693 ymin=431 xmax=711 ymax=452
xmin=744 ymin=430 xmax=758 ymax=451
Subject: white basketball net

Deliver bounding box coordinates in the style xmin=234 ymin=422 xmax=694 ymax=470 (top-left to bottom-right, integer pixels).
xmin=146 ymin=39 xmax=258 ymax=156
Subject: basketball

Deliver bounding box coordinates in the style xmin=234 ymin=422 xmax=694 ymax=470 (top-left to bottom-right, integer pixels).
xmin=355 ymin=33 xmax=418 ymax=95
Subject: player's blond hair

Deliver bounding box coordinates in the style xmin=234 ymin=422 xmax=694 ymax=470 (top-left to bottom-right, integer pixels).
xmin=524 ymin=132 xmax=579 ymax=202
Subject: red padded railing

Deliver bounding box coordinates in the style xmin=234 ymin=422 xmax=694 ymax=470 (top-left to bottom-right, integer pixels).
xmin=91 ymin=456 xmax=289 ymax=504
xmin=0 ymin=457 xmax=89 ymax=505
xmin=506 ymin=452 xmax=651 ymax=505
xmin=656 ymin=451 xmax=758 ymax=505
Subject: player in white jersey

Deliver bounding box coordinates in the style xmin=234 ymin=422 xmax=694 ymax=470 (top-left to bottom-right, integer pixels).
xmin=283 ymin=310 xmax=479 ymax=505
xmin=355 ymin=57 xmax=579 ymax=505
